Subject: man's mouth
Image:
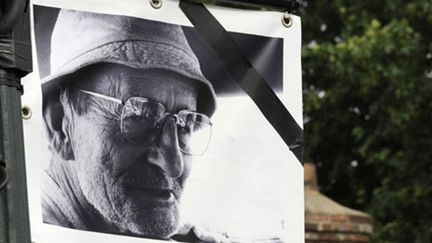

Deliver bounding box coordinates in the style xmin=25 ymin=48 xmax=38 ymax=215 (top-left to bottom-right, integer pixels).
xmin=119 ymin=167 xmax=181 ymax=205
xmin=142 ymin=188 xmax=174 ymax=200
xmin=127 ymin=186 xmax=176 ymax=205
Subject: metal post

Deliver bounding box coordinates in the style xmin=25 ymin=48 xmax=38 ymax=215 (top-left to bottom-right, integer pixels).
xmin=0 ymin=73 xmax=31 ymax=243
xmin=0 ymin=0 xmax=32 ymax=243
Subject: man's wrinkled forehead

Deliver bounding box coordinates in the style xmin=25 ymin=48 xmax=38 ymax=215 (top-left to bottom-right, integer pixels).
xmin=79 ymin=64 xmax=199 ymax=110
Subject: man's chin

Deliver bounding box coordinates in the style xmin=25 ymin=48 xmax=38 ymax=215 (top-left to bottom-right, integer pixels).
xmin=119 ymin=202 xmax=180 ymax=239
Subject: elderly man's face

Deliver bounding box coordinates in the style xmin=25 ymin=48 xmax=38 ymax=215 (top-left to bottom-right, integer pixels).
xmin=66 ymin=64 xmax=198 ymax=238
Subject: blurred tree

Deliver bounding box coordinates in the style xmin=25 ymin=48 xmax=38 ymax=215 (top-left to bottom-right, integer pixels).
xmin=300 ymin=1 xmax=432 ymax=242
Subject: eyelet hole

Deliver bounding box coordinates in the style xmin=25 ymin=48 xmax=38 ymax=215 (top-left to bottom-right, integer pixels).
xmin=150 ymin=0 xmax=162 ymax=9
xmin=22 ymin=106 xmax=32 ymax=120
xmin=282 ymin=12 xmax=293 ymax=28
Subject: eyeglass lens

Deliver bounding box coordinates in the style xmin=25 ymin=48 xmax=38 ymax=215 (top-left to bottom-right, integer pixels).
xmin=120 ymin=97 xmax=211 ymax=155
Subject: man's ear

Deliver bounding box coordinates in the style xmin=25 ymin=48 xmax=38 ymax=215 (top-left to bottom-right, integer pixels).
xmin=43 ymin=94 xmax=75 ymax=161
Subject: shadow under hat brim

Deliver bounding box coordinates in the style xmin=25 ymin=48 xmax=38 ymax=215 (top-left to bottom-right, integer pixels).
xmin=41 ymin=40 xmax=216 ymax=116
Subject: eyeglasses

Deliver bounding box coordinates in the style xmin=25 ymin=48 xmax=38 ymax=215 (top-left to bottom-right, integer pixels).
xmin=80 ymin=89 xmax=212 ymax=155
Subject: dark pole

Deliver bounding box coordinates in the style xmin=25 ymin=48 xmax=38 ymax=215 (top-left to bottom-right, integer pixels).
xmin=0 ymin=0 xmax=32 ymax=242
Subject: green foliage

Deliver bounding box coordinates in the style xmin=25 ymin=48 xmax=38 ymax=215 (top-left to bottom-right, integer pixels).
xmin=300 ymin=1 xmax=432 ymax=242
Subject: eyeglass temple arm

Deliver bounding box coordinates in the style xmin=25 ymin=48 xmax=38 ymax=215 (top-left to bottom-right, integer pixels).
xmin=80 ymin=89 xmax=123 ymax=105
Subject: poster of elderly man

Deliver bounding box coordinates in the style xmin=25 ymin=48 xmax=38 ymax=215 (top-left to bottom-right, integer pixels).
xmin=22 ymin=0 xmax=303 ymax=243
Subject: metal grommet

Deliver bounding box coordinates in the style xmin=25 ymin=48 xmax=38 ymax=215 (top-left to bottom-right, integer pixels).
xmin=150 ymin=0 xmax=162 ymax=9
xmin=282 ymin=12 xmax=293 ymax=28
xmin=22 ymin=106 xmax=32 ymax=120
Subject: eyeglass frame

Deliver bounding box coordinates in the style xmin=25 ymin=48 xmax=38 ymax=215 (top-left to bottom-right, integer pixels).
xmin=79 ymin=89 xmax=213 ymax=155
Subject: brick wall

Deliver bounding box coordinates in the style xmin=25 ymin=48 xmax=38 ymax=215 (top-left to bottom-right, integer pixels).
xmin=305 ymin=163 xmax=373 ymax=242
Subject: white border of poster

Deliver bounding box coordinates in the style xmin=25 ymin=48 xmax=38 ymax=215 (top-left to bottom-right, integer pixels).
xmin=22 ymin=0 xmax=304 ymax=242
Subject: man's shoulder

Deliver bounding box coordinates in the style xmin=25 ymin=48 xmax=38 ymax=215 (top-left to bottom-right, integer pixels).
xmin=41 ymin=166 xmax=95 ymax=230
xmin=41 ymin=168 xmax=76 ymax=227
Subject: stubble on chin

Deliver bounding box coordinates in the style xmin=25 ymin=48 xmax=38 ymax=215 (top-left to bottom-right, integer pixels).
xmin=78 ymin=152 xmax=186 ymax=238
xmin=108 ymin=164 xmax=185 ymax=237
xmin=111 ymin=194 xmax=181 ymax=238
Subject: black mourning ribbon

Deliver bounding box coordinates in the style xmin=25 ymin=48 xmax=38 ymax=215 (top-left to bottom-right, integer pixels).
xmin=179 ymin=0 xmax=303 ymax=164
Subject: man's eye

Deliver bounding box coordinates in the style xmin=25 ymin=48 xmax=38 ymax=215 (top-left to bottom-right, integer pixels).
xmin=177 ymin=121 xmax=192 ymax=134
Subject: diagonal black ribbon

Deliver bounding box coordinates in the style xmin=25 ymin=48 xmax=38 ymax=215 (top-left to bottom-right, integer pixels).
xmin=180 ymin=0 xmax=303 ymax=164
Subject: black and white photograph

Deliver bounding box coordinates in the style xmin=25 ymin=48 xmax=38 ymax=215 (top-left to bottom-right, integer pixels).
xmin=23 ymin=1 xmax=303 ymax=242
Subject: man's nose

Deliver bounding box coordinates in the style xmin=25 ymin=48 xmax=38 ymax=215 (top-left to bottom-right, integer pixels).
xmin=146 ymin=115 xmax=184 ymax=178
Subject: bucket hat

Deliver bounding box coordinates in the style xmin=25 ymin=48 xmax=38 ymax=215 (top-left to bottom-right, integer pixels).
xmin=42 ymin=9 xmax=216 ymax=116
